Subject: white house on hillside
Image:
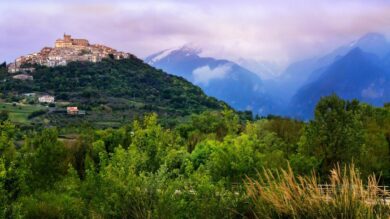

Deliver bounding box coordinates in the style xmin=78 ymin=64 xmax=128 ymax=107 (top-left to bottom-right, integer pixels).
xmin=38 ymin=95 xmax=55 ymax=103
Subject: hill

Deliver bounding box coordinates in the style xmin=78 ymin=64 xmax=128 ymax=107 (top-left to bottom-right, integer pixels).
xmin=0 ymin=57 xmax=228 ymax=127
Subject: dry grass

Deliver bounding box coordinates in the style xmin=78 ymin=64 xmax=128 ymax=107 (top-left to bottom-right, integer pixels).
xmin=246 ymin=164 xmax=390 ymax=219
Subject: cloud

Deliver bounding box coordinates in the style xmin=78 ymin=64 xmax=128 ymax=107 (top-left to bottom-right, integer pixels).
xmin=1 ymin=0 xmax=390 ymax=66
xmin=192 ymin=64 xmax=232 ymax=85
xmin=361 ymin=84 xmax=384 ymax=99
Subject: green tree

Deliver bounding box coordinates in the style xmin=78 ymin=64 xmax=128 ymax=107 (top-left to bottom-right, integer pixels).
xmin=131 ymin=113 xmax=181 ymax=172
xmin=177 ymin=109 xmax=240 ymax=152
xmin=0 ymin=121 xmax=16 ymax=165
xmin=300 ymin=95 xmax=364 ymax=175
xmin=0 ymin=158 xmax=7 ymax=218
xmin=0 ymin=110 xmax=9 ymax=122
xmin=28 ymin=129 xmax=68 ymax=189
xmin=358 ymin=104 xmax=390 ymax=180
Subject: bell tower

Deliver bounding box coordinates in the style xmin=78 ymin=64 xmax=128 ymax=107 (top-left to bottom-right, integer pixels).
xmin=63 ymin=33 xmax=71 ymax=42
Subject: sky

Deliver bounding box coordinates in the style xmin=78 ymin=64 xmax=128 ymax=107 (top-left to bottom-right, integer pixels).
xmin=1 ymin=0 xmax=390 ymax=67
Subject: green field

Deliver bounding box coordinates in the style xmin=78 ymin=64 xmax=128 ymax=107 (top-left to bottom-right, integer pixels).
xmin=0 ymin=102 xmax=46 ymax=124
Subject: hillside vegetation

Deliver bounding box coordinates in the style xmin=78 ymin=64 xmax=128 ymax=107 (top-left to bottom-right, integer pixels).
xmin=0 ymin=58 xmax=227 ymax=127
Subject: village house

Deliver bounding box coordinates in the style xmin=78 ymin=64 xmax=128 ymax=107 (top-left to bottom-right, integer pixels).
xmin=12 ymin=74 xmax=33 ymax=80
xmin=67 ymin=106 xmax=79 ymax=115
xmin=23 ymin=93 xmax=36 ymax=97
xmin=38 ymin=95 xmax=55 ymax=103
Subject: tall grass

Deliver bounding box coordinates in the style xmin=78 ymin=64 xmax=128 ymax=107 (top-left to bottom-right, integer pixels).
xmin=246 ymin=164 xmax=390 ymax=219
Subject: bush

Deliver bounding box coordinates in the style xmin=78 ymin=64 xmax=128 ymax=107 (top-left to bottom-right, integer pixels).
xmin=0 ymin=110 xmax=8 ymax=121
xmin=28 ymin=109 xmax=48 ymax=119
xmin=12 ymin=192 xmax=86 ymax=219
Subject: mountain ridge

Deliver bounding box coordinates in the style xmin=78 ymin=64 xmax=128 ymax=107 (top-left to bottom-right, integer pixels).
xmin=269 ymin=32 xmax=390 ymax=104
xmin=290 ymin=47 xmax=390 ymax=119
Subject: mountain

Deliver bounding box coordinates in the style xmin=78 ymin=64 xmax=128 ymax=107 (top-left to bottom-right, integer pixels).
xmin=146 ymin=46 xmax=280 ymax=115
xmin=290 ymin=48 xmax=390 ymax=119
xmin=349 ymin=32 xmax=390 ymax=58
xmin=0 ymin=57 xmax=228 ymax=127
xmin=270 ymin=32 xmax=390 ymax=103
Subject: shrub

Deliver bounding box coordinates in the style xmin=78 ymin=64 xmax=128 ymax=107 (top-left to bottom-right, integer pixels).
xmin=0 ymin=110 xmax=8 ymax=122
xmin=28 ymin=109 xmax=48 ymax=119
xmin=12 ymin=192 xmax=86 ymax=219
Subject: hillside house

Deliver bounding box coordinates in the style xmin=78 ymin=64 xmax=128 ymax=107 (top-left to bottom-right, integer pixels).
xmin=67 ymin=106 xmax=79 ymax=115
xmin=23 ymin=93 xmax=36 ymax=97
xmin=12 ymin=74 xmax=33 ymax=80
xmin=38 ymin=95 xmax=55 ymax=103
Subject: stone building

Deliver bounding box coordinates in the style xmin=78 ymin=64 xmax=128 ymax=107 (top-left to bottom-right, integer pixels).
xmin=55 ymin=34 xmax=89 ymax=48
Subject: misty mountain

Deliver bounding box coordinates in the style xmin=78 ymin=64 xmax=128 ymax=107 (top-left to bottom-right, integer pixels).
xmin=236 ymin=58 xmax=281 ymax=79
xmin=145 ymin=46 xmax=280 ymax=115
xmin=290 ymin=48 xmax=390 ymax=119
xmin=269 ymin=32 xmax=390 ymax=102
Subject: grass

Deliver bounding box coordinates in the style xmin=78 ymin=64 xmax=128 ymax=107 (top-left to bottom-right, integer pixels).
xmin=0 ymin=102 xmax=46 ymax=124
xmin=246 ymin=164 xmax=390 ymax=219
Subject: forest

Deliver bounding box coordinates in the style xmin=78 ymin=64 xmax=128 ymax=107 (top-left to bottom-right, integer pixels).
xmin=1 ymin=94 xmax=390 ymax=218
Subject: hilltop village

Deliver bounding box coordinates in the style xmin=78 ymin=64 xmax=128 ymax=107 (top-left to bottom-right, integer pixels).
xmin=2 ymin=34 xmax=133 ymax=119
xmin=7 ymin=34 xmax=131 ymax=73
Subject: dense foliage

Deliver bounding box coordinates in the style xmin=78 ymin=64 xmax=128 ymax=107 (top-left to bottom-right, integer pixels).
xmin=0 ymin=95 xmax=389 ymax=218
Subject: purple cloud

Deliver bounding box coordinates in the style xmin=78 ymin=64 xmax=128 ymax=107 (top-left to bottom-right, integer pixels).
xmin=1 ymin=0 xmax=390 ymax=66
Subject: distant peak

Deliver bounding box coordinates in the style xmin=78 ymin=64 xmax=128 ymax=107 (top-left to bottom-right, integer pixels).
xmin=152 ymin=43 xmax=203 ymax=57
xmin=177 ymin=44 xmax=202 ymax=55
xmin=146 ymin=44 xmax=203 ymax=64
xmin=349 ymin=47 xmax=363 ymax=53
xmin=358 ymin=32 xmax=387 ymax=43
xmin=146 ymin=48 xmax=174 ymax=64
xmin=344 ymin=47 xmax=364 ymax=57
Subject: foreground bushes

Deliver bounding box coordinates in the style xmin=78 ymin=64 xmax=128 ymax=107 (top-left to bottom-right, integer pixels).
xmin=246 ymin=164 xmax=390 ymax=219
xmin=1 ymin=95 xmax=390 ymax=218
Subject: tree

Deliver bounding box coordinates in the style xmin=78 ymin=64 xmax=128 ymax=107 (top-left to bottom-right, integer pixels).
xmin=28 ymin=129 xmax=67 ymax=189
xmin=0 ymin=121 xmax=16 ymax=165
xmin=177 ymin=109 xmax=240 ymax=152
xmin=357 ymin=104 xmax=390 ymax=180
xmin=0 ymin=111 xmax=9 ymax=122
xmin=0 ymin=158 xmax=7 ymax=218
xmin=131 ymin=113 xmax=180 ymax=172
xmin=300 ymin=95 xmax=364 ymax=175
